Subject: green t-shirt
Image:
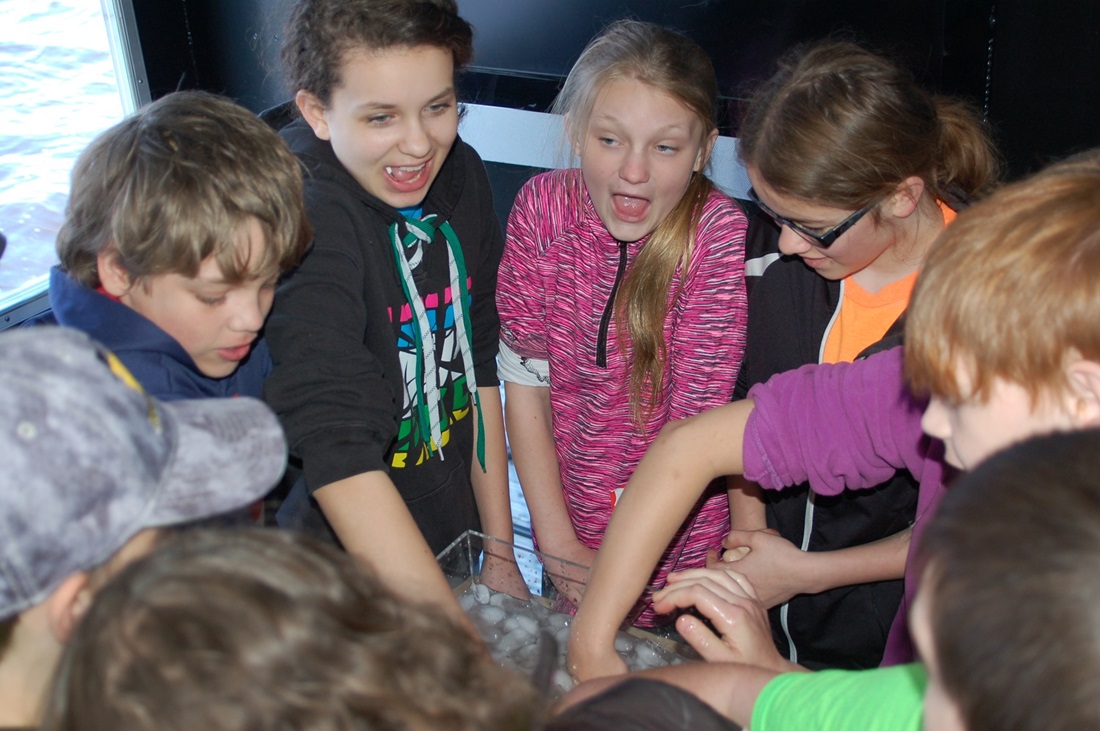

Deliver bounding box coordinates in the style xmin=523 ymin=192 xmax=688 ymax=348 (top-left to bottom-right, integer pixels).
xmin=751 ymin=663 xmax=926 ymax=730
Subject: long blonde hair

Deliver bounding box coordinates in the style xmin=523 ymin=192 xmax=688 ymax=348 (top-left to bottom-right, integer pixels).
xmin=554 ymin=19 xmax=718 ymax=423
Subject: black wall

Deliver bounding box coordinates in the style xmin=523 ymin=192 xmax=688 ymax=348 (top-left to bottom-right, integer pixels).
xmin=129 ymin=0 xmax=1100 ymax=178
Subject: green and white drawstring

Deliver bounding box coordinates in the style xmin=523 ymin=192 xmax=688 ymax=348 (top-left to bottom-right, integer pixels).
xmin=389 ymin=214 xmax=486 ymax=471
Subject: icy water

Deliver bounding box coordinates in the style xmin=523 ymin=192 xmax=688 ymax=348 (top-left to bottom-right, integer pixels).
xmin=0 ymin=0 xmax=124 ymax=308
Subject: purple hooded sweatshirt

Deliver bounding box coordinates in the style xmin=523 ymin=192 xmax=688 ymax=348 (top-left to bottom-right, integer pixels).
xmin=742 ymin=346 xmax=951 ymax=665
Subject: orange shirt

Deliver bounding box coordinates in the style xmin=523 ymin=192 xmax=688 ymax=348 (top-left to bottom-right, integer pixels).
xmin=822 ymin=202 xmax=957 ymax=363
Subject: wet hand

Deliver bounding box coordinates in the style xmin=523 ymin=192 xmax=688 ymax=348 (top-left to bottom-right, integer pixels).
xmin=653 ymin=566 xmax=786 ymax=672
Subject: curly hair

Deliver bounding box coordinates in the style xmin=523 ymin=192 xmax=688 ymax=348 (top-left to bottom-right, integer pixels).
xmin=281 ymin=0 xmax=473 ymax=106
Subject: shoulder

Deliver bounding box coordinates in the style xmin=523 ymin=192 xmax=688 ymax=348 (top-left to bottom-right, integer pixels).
xmin=516 ymin=168 xmax=581 ymax=204
xmin=692 ymin=189 xmax=750 ymax=255
xmin=754 ymin=665 xmax=925 ymax=730
xmin=508 ymin=170 xmax=586 ymax=245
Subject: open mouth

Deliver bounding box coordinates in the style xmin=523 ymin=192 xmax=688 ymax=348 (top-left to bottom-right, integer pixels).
xmin=384 ymin=162 xmax=431 ymax=193
xmin=611 ymin=194 xmax=650 ymax=223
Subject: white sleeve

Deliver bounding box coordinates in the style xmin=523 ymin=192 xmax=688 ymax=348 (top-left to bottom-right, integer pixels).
xmin=497 ymin=341 xmax=550 ymax=387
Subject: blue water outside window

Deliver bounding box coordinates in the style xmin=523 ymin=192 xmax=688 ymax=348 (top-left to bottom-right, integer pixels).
xmin=0 ymin=0 xmax=141 ymax=321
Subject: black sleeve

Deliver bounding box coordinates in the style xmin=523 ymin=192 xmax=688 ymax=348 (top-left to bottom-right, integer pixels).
xmin=263 ymin=181 xmax=397 ymax=492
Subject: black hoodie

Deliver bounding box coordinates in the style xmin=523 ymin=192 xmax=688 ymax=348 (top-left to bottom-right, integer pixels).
xmin=264 ymin=119 xmax=503 ymax=553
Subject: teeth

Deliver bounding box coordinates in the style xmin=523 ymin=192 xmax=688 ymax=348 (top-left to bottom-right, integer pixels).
xmin=385 ymin=164 xmax=426 ymax=175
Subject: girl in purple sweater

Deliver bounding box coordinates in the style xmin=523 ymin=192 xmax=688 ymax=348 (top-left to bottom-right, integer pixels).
xmin=495 ymin=20 xmax=748 ymax=626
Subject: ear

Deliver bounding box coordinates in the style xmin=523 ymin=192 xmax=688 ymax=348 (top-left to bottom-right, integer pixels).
xmin=562 ymin=112 xmax=584 ymax=161
xmin=295 ymin=90 xmax=331 ymax=141
xmin=44 ymin=573 xmax=92 ymax=644
xmin=97 ymin=247 xmax=134 ymax=297
xmin=1065 ymin=359 xmax=1100 ymax=427
xmin=694 ymin=128 xmax=720 ymax=173
xmin=886 ymin=176 xmax=927 ymax=219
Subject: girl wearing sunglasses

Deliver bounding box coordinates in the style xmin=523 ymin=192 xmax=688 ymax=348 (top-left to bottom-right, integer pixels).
xmin=724 ymin=40 xmax=1001 ymax=671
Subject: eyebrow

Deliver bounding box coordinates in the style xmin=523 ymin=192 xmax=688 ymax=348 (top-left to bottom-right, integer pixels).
xmin=351 ymin=87 xmax=455 ymax=114
xmin=590 ymin=118 xmax=695 ymax=141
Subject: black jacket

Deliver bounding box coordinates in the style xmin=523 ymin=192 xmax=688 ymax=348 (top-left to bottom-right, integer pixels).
xmin=734 ymin=201 xmax=917 ymax=670
xmin=264 ymin=119 xmax=503 ymax=554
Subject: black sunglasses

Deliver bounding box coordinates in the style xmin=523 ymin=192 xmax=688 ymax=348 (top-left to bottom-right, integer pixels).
xmin=747 ymin=187 xmax=879 ymax=249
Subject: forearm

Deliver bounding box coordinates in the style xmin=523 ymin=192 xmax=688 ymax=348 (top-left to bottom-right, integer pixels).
xmin=793 ymin=528 xmax=911 ymax=595
xmin=570 ymin=401 xmax=755 ymax=674
xmin=503 ymin=382 xmax=578 ymax=552
xmin=559 ymin=662 xmax=777 ymax=728
xmin=470 ymin=388 xmax=514 ymax=543
xmin=728 ymin=474 xmax=767 ymax=531
xmin=314 ymin=471 xmax=469 ymax=627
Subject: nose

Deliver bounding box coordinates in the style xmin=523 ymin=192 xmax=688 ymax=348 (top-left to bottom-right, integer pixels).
xmin=777 ymin=225 xmax=813 ymax=256
xmin=618 ymin=148 xmax=649 ymax=185
xmin=920 ymin=396 xmax=951 ymax=442
xmin=398 ymin=118 xmax=431 ymax=158
xmin=230 ymin=286 xmax=272 ymax=333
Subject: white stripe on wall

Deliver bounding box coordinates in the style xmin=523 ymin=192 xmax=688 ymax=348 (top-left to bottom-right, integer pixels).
xmin=461 ymin=103 xmax=751 ymax=199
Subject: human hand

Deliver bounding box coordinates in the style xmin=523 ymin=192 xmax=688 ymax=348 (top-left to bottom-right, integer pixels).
xmin=652 ymin=566 xmax=789 ymax=672
xmin=542 ymin=539 xmax=596 ymax=609
xmin=714 ymin=528 xmax=811 ymax=608
xmin=479 ymin=547 xmax=532 ymax=601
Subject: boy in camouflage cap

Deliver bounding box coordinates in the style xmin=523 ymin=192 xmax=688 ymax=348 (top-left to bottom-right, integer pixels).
xmin=0 ymin=326 xmax=287 ymax=728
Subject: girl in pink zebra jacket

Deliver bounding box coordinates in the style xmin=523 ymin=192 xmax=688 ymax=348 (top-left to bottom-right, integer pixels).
xmin=496 ymin=19 xmax=749 ymax=626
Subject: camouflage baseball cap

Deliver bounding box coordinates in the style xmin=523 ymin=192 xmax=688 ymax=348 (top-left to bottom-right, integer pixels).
xmin=0 ymin=327 xmax=287 ymax=619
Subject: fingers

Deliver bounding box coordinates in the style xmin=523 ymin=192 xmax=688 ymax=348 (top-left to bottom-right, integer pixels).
xmin=675 ymin=613 xmax=737 ymax=662
xmin=722 ymin=546 xmax=751 ymax=562
xmin=661 ymin=567 xmax=761 ymax=602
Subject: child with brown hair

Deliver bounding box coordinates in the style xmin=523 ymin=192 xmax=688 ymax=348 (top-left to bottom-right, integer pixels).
xmin=41 ymin=528 xmax=540 ymax=731
xmin=39 ymin=90 xmax=310 ymax=401
xmin=729 ymin=39 xmax=1001 ymax=670
xmin=265 ymin=0 xmax=521 ymax=621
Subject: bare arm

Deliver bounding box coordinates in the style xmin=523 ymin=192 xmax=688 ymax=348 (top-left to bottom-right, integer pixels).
xmin=720 ymin=527 xmax=911 ymax=607
xmin=470 ymin=387 xmax=529 ymax=597
xmin=557 ymin=662 xmax=778 ymax=729
xmin=503 ymin=382 xmax=594 ymax=605
xmin=568 ymin=400 xmax=756 ymax=681
xmin=727 ymin=475 xmax=767 ymax=532
xmin=314 ymin=471 xmax=471 ymax=630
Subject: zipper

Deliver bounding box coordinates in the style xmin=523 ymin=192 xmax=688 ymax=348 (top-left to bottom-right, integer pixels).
xmin=596 ymin=240 xmax=629 ymax=367
xmin=781 ymin=282 xmax=843 ymax=663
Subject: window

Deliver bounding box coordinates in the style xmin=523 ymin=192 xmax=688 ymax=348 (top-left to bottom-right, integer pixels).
xmin=0 ymin=0 xmax=143 ymax=320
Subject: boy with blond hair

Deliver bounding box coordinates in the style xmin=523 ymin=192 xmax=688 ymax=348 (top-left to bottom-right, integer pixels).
xmin=36 ymin=90 xmax=310 ymax=400
xmin=0 ymin=327 xmax=288 ymax=728
xmin=566 ymin=149 xmax=1100 ymax=682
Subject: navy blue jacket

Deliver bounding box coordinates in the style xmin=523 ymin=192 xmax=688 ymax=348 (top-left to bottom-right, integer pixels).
xmin=32 ymin=266 xmax=270 ymax=401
